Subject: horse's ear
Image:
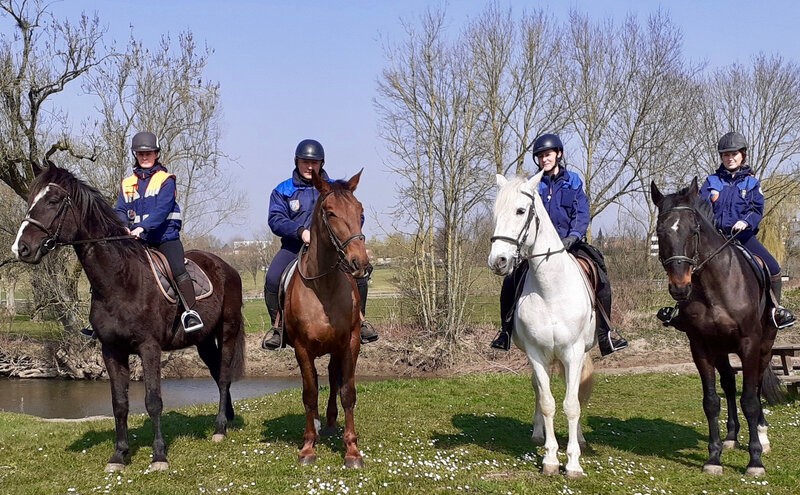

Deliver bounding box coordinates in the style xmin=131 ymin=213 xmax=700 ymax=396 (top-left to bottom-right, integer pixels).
xmin=311 ymin=169 xmax=331 ymax=194
xmin=32 ymin=160 xmax=46 ymax=177
xmin=525 ymin=169 xmax=544 ymax=192
xmin=650 ymin=181 xmax=663 ymax=208
xmin=688 ymin=176 xmax=699 ymax=197
xmin=345 ymin=168 xmax=363 ymax=191
xmin=495 ymin=174 xmax=507 ymax=187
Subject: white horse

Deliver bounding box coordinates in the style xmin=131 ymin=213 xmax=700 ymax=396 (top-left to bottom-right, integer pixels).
xmin=487 ymin=171 xmax=596 ymax=478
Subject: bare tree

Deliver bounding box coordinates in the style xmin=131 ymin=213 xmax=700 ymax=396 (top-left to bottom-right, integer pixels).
xmin=376 ymin=8 xmax=492 ymax=351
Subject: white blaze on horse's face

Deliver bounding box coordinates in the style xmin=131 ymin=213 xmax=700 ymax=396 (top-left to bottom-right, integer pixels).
xmin=11 ymin=185 xmax=51 ymax=258
xmin=670 ymin=218 xmax=680 ymax=232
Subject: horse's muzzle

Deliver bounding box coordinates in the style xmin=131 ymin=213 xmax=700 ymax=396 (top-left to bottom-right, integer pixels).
xmin=668 ymin=283 xmax=692 ymax=301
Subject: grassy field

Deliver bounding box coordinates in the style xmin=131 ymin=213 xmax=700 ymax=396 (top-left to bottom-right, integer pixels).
xmin=1 ymin=373 xmax=799 ymax=494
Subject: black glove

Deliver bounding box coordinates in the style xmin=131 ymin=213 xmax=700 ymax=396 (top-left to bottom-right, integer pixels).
xmin=561 ymin=235 xmax=579 ymax=250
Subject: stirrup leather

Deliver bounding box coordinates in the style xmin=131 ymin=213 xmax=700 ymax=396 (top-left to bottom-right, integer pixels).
xmin=181 ymin=309 xmax=203 ymax=333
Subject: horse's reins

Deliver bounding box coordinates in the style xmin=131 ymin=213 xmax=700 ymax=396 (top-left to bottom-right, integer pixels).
xmin=22 ymin=182 xmax=134 ymax=254
xmin=297 ymin=191 xmax=367 ymax=281
xmin=658 ymin=205 xmax=739 ymax=275
xmin=489 ymin=189 xmax=566 ymax=262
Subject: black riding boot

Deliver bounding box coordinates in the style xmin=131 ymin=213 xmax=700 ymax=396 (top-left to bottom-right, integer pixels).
xmin=491 ymin=273 xmax=518 ymax=351
xmin=771 ymin=275 xmax=796 ymax=329
xmin=595 ymin=271 xmax=627 ymax=356
xmin=357 ymin=275 xmax=378 ymax=343
xmin=175 ymin=272 xmax=203 ymax=332
xmin=261 ymin=289 xmax=283 ymax=350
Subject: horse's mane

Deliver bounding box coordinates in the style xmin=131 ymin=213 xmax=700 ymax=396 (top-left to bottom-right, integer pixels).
xmin=32 ymin=165 xmax=141 ymax=256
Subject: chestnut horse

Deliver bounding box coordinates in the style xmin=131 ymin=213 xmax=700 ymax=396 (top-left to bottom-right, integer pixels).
xmin=12 ymin=163 xmax=245 ymax=472
xmin=282 ymin=169 xmax=370 ymax=468
xmin=651 ymin=178 xmax=782 ymax=476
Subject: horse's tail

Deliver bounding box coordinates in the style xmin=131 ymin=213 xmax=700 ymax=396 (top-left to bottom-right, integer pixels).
xmin=578 ymin=354 xmax=594 ymax=405
xmin=229 ymin=313 xmax=245 ymax=381
xmin=761 ymin=365 xmax=786 ymax=405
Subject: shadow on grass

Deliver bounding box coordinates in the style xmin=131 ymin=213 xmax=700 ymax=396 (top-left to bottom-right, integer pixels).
xmin=261 ymin=413 xmax=350 ymax=457
xmin=431 ymin=413 xmax=706 ymax=468
xmin=66 ymin=411 xmax=244 ymax=462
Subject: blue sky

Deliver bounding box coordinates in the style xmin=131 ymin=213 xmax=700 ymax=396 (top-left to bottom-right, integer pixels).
xmin=43 ymin=0 xmax=800 ymax=241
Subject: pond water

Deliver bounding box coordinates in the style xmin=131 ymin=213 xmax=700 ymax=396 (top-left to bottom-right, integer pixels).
xmin=0 ymin=376 xmax=302 ymax=419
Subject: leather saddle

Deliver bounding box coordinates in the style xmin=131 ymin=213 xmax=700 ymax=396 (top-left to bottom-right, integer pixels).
xmin=732 ymin=242 xmax=775 ymax=308
xmin=145 ymin=248 xmax=214 ymax=304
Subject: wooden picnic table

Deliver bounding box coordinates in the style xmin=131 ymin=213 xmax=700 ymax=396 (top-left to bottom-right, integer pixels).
xmin=769 ymin=343 xmax=800 ymax=394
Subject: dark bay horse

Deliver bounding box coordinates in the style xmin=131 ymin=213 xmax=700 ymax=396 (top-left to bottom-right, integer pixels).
xmin=651 ymin=178 xmax=781 ymax=477
xmin=12 ymin=163 xmax=245 ymax=472
xmin=282 ymin=169 xmax=370 ymax=468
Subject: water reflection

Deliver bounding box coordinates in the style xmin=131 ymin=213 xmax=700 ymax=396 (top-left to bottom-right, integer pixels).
xmin=0 ymin=376 xmax=301 ymax=419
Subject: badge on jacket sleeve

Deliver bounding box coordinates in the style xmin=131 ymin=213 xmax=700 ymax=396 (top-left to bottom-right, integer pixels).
xmin=289 ymin=200 xmax=300 ymax=212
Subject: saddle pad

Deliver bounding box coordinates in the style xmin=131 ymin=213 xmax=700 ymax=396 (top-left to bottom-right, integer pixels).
xmin=146 ymin=249 xmax=214 ymax=304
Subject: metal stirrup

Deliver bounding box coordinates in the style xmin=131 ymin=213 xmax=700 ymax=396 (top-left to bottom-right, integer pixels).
xmin=182 ymin=309 xmax=203 ymax=333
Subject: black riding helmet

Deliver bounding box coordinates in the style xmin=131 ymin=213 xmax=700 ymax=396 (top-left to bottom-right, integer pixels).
xmin=531 ymin=133 xmax=564 ymax=166
xmin=131 ymin=132 xmax=161 ymax=153
xmin=294 ymin=139 xmax=325 ymax=166
xmin=717 ymin=132 xmax=747 ymax=153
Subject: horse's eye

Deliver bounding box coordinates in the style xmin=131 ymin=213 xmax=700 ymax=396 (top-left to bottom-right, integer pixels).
xmin=516 ymin=208 xmax=526 ymax=216
xmin=48 ymin=196 xmax=61 ymax=205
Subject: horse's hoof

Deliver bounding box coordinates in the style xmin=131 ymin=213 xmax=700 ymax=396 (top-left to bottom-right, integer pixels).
xmin=746 ymin=466 xmax=766 ymax=477
xmin=320 ymin=426 xmax=339 ymax=437
xmin=211 ymin=433 xmax=225 ymax=443
xmin=761 ymin=443 xmax=771 ymax=455
xmin=722 ymin=440 xmax=738 ymax=450
xmin=531 ymin=434 xmax=545 ymax=446
xmin=565 ymin=469 xmax=584 ymax=479
xmin=541 ymin=462 xmax=559 ymax=475
xmin=702 ymin=464 xmax=723 ymax=475
xmin=344 ymin=456 xmax=364 ymax=469
xmin=298 ymin=454 xmax=317 ymax=465
xmin=149 ymin=461 xmax=169 ymax=471
xmin=104 ymin=463 xmax=125 ymax=473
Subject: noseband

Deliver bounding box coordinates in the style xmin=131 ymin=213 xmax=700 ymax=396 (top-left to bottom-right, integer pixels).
xmin=490 ymin=190 xmax=565 ymax=261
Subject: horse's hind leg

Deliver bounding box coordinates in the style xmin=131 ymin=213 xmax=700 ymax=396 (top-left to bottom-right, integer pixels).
xmin=197 ymin=335 xmax=231 ymax=442
xmin=101 ymin=345 xmax=131 ymax=472
xmin=321 ymin=357 xmax=342 ymax=436
xmin=530 ymin=373 xmax=545 ymax=446
xmin=295 ymin=346 xmax=320 ymax=465
xmin=716 ymin=357 xmax=740 ymax=449
xmin=691 ymin=346 xmax=723 ymax=474
xmin=140 ymin=344 xmax=169 ymax=471
xmin=741 ymin=356 xmax=766 ymax=476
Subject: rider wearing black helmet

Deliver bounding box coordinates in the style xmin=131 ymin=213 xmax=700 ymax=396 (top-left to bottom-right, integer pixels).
xmin=492 ymin=133 xmax=628 ymax=356
xmin=119 ymin=131 xmax=203 ymax=333
xmin=261 ymin=139 xmax=378 ymax=350
xmin=657 ymin=131 xmax=795 ymax=328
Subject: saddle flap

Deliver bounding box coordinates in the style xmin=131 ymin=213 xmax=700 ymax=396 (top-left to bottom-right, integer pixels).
xmin=146 ymin=248 xmax=214 ymax=303
xmin=574 ymin=254 xmax=599 ymax=294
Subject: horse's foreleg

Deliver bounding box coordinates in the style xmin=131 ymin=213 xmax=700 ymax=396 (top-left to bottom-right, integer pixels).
xmin=715 ymin=358 xmax=740 ymax=449
xmin=322 ymin=358 xmax=341 ymax=436
xmin=340 ymin=334 xmax=363 ymax=468
xmin=528 ymin=355 xmax=558 ymax=475
xmin=101 ymin=345 xmax=130 ymax=472
xmin=740 ymin=357 xmax=766 ymax=476
xmin=691 ymin=345 xmax=723 ymax=474
xmin=562 ymin=348 xmax=586 ymax=478
xmin=141 ymin=344 xmax=168 ymax=471
xmin=295 ymin=346 xmax=319 ymax=465
xmin=197 ymin=335 xmax=230 ymax=441
xmin=530 ymin=374 xmax=545 ymax=446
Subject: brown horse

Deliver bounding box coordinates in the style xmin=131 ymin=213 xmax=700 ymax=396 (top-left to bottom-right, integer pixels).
xmin=12 ymin=163 xmax=245 ymax=472
xmin=651 ymin=178 xmax=782 ymax=476
xmin=282 ymin=169 xmax=370 ymax=468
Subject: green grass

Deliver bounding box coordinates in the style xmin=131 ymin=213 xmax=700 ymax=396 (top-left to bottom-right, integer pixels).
xmin=1 ymin=373 xmax=799 ymax=494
